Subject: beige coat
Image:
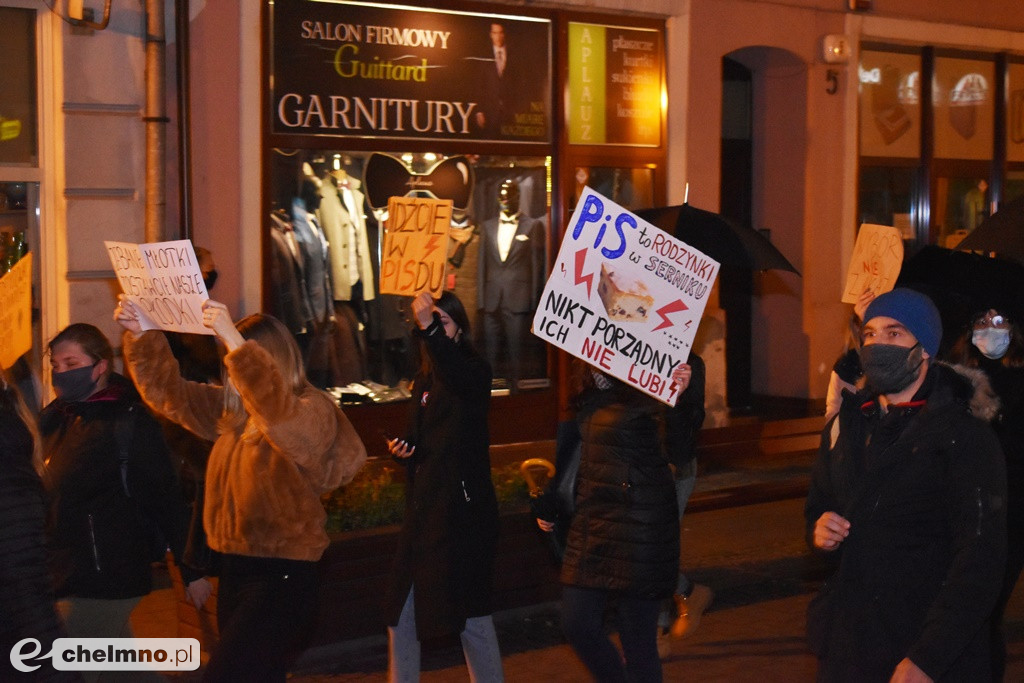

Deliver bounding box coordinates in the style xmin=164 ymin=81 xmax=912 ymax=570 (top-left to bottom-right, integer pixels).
xmin=123 ymin=331 xmax=367 ymax=561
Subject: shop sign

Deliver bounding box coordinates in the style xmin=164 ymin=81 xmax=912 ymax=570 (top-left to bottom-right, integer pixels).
xmin=567 ymin=22 xmax=663 ymax=146
xmin=0 ymin=253 xmax=32 ymax=369
xmin=105 ymin=240 xmax=214 ymax=335
xmin=533 ymin=187 xmax=718 ymax=405
xmin=270 ymin=0 xmax=552 ymax=143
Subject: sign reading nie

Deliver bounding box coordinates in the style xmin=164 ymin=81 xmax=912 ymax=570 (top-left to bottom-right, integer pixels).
xmin=842 ymin=223 xmax=904 ymax=304
xmin=533 ymin=188 xmax=719 ymax=406
xmin=379 ymin=196 xmax=453 ymax=298
xmin=271 ymin=0 xmax=552 ymax=143
xmin=105 ymin=240 xmax=213 ymax=335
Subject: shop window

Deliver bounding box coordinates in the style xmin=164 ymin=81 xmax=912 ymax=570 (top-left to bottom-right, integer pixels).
xmin=932 ymin=164 xmax=991 ymax=248
xmin=268 ymin=150 xmax=551 ymax=401
xmin=933 ymin=56 xmax=995 ymax=161
xmin=1009 ymin=62 xmax=1024 ymax=164
xmin=572 ymin=167 xmax=654 ymax=210
xmin=0 ymin=7 xmax=38 ymax=165
xmin=0 ymin=181 xmax=40 ymax=404
xmin=1004 ymin=169 xmax=1024 ymax=203
xmin=858 ymin=49 xmax=921 ymax=160
xmin=858 ymin=165 xmax=916 ymax=241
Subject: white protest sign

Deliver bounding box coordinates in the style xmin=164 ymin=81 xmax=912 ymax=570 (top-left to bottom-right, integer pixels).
xmin=532 ymin=187 xmax=720 ymax=406
xmin=842 ymin=223 xmax=903 ymax=303
xmin=105 ymin=240 xmax=213 ymax=335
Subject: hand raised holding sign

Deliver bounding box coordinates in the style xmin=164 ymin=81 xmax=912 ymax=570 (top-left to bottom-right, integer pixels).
xmin=114 ymin=294 xmax=145 ymax=338
xmin=412 ymin=292 xmax=436 ymax=330
xmin=201 ymin=300 xmax=245 ymax=351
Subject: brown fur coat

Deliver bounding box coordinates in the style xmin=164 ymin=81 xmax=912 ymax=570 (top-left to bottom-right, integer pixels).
xmin=123 ymin=331 xmax=366 ymax=562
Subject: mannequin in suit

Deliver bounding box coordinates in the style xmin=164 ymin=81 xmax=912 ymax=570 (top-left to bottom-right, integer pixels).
xmin=477 ymin=178 xmax=546 ymax=389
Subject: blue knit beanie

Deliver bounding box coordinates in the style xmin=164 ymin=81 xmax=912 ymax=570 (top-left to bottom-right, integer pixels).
xmin=862 ymin=288 xmax=942 ymax=357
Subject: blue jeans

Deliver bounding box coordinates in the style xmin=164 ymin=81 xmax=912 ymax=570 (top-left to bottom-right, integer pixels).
xmin=387 ymin=587 xmax=504 ymax=682
xmin=561 ymin=585 xmax=663 ymax=683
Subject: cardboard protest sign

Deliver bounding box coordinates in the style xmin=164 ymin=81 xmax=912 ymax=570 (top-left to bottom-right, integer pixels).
xmin=842 ymin=223 xmax=904 ymax=303
xmin=105 ymin=239 xmax=213 ymax=335
xmin=378 ymin=196 xmax=452 ymax=298
xmin=0 ymin=254 xmax=33 ymax=369
xmin=533 ymin=187 xmax=720 ymax=406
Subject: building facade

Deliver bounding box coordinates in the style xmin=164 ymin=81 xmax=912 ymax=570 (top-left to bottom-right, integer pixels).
xmin=3 ymin=0 xmax=1023 ymax=446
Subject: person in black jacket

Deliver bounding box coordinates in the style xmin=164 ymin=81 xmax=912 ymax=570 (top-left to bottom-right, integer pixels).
xmin=1 ymin=366 xmax=80 ymax=682
xmin=558 ymin=358 xmax=691 ymax=682
xmin=41 ymin=324 xmax=205 ymax=662
xmin=384 ymin=291 xmax=503 ymax=682
xmin=947 ymin=305 xmax=1024 ymax=682
xmin=806 ymin=288 xmax=1006 ymax=682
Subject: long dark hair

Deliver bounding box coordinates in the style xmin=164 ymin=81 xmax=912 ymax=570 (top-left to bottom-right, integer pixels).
xmin=417 ymin=291 xmax=476 ymax=375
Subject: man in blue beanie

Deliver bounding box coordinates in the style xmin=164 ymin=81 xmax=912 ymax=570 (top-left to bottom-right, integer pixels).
xmin=805 ymin=287 xmax=1007 ymax=682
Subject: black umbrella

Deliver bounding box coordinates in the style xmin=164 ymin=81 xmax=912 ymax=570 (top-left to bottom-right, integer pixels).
xmin=897 ymin=245 xmax=1024 ymax=352
xmin=956 ymin=195 xmax=1024 ymax=263
xmin=635 ymin=203 xmax=800 ymax=274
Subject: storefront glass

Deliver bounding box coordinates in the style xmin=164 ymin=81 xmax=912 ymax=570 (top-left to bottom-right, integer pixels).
xmin=0 ymin=7 xmax=38 ymax=166
xmin=268 ymin=149 xmax=551 ymax=401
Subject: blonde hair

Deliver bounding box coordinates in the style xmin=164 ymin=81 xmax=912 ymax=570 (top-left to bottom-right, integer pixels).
xmin=218 ymin=313 xmax=308 ymax=432
xmin=1 ymin=366 xmax=44 ymax=478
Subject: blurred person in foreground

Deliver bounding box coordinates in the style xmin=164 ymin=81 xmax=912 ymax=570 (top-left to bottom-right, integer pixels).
xmin=384 ymin=291 xmax=503 ymax=682
xmin=1 ymin=364 xmax=80 ymax=682
xmin=116 ymin=297 xmax=367 ymax=682
xmin=806 ymin=288 xmax=1006 ymax=682
xmin=947 ymin=305 xmax=1024 ymax=681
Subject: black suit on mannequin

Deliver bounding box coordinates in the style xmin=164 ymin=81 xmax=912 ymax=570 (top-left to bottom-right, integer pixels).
xmin=478 ymin=180 xmax=546 ymax=387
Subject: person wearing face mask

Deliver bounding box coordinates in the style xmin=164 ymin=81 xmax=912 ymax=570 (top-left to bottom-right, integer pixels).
xmin=383 ymin=291 xmax=503 ymax=682
xmin=40 ymin=323 xmax=203 ymax=679
xmin=948 ymin=306 xmax=1024 ymax=682
xmin=805 ymin=288 xmax=1007 ymax=683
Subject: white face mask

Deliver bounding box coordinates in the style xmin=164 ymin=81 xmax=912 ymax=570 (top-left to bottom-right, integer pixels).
xmin=972 ymin=327 xmax=1011 ymax=360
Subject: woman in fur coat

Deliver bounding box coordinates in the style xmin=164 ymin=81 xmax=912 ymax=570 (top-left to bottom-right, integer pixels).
xmin=115 ymin=297 xmax=367 ymax=683
xmin=383 ymin=291 xmax=503 ymax=682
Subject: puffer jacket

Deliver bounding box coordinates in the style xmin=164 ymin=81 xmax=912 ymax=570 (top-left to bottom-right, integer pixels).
xmin=805 ymin=362 xmax=1006 ymax=681
xmin=42 ymin=374 xmax=189 ymax=599
xmin=123 ymin=330 xmax=367 ymax=562
xmin=560 ymin=383 xmax=679 ymax=599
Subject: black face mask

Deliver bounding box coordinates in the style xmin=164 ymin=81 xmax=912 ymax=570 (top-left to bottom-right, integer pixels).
xmin=203 ymin=269 xmax=218 ymax=292
xmin=53 ymin=364 xmax=98 ymax=402
xmin=859 ymin=343 xmax=924 ymax=395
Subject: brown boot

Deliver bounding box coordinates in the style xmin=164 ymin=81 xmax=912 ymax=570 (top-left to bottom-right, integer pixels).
xmin=670 ymin=583 xmax=714 ymax=638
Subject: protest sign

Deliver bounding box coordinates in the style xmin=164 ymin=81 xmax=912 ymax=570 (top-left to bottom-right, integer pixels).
xmin=378 ymin=196 xmax=452 ymax=298
xmin=105 ymin=239 xmax=213 ymax=335
xmin=842 ymin=223 xmax=903 ymax=303
xmin=0 ymin=253 xmax=33 ymax=369
xmin=533 ymin=187 xmax=720 ymax=406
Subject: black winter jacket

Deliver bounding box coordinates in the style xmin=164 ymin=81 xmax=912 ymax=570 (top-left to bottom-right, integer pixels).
xmin=560 ymin=382 xmax=680 ymax=599
xmin=0 ymin=392 xmax=79 ymax=682
xmin=805 ymin=363 xmax=1006 ymax=681
xmin=41 ymin=374 xmax=191 ymax=600
xmin=384 ymin=322 xmax=499 ymax=640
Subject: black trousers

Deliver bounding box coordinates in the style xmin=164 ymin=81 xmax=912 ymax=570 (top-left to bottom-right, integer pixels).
xmin=202 ymin=554 xmax=318 ymax=683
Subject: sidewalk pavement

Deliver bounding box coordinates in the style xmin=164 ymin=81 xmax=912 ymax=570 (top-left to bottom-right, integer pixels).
xmin=138 ymin=497 xmax=1024 ymax=681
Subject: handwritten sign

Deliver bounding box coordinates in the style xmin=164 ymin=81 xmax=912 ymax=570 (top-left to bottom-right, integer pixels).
xmin=0 ymin=254 xmax=33 ymax=369
xmin=378 ymin=196 xmax=452 ymax=297
xmin=842 ymin=223 xmax=904 ymax=303
xmin=105 ymin=239 xmax=213 ymax=335
xmin=532 ymin=187 xmax=720 ymax=406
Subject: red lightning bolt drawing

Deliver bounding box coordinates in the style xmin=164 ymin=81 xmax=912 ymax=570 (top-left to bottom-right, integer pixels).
xmin=423 ymin=234 xmax=443 ymax=258
xmin=574 ymin=248 xmax=594 ymax=297
xmin=653 ymin=299 xmax=689 ymax=331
